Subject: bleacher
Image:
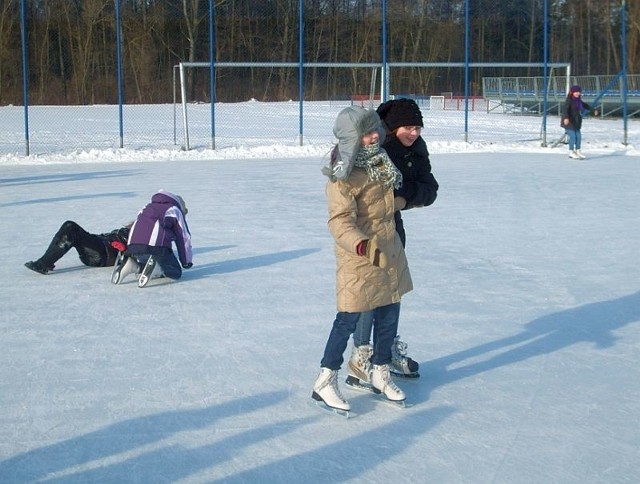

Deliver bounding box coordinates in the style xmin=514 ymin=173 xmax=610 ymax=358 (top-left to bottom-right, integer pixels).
xmin=482 ymin=74 xmax=640 ymax=117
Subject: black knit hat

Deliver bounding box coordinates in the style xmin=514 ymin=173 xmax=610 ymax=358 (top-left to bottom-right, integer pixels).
xmin=376 ymin=98 xmax=424 ymax=132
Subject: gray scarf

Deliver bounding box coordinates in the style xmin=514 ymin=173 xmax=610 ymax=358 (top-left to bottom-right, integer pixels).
xmin=353 ymin=143 xmax=402 ymax=190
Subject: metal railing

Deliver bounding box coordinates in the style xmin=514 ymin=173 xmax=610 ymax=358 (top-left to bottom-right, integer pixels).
xmin=483 ymin=74 xmax=640 ymax=116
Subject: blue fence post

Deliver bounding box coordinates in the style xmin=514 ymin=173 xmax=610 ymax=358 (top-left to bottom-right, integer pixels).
xmin=542 ymin=0 xmax=549 ymax=147
xmin=20 ymin=0 xmax=29 ymax=156
xmin=115 ymin=0 xmax=124 ymax=148
xmin=298 ymin=0 xmax=304 ymax=146
xmin=210 ymin=0 xmax=216 ymax=150
xmin=621 ymin=0 xmax=628 ymax=146
xmin=381 ymin=0 xmax=387 ymax=102
xmin=464 ymin=0 xmax=470 ymax=142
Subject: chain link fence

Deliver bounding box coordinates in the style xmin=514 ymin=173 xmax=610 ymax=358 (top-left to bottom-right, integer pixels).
xmin=1 ymin=1 xmax=636 ymax=157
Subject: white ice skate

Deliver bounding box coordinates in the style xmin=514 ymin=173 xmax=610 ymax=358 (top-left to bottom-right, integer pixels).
xmin=371 ymin=364 xmax=407 ymax=407
xmin=312 ymin=368 xmax=350 ymax=417
xmin=111 ymin=256 xmax=140 ymax=285
xmin=568 ymin=150 xmax=581 ymax=159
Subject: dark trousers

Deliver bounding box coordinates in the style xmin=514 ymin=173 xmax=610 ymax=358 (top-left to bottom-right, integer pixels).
xmin=320 ymin=302 xmax=400 ymax=370
xmin=128 ymin=244 xmax=182 ymax=280
xmin=38 ymin=221 xmax=112 ymax=268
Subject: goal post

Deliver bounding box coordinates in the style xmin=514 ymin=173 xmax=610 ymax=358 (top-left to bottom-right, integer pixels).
xmin=174 ymin=61 xmax=572 ymax=150
xmin=175 ymin=61 xmax=386 ymax=150
xmin=429 ymin=95 xmax=445 ymax=110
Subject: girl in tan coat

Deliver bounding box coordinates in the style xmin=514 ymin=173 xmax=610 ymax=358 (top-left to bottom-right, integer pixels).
xmin=313 ymin=106 xmax=413 ymax=416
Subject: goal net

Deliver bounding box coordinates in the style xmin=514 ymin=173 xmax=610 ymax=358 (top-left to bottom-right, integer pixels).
xmin=429 ymin=95 xmax=445 ymax=110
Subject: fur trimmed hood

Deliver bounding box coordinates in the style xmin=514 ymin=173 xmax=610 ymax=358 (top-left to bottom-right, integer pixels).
xmin=322 ymin=106 xmax=384 ymax=181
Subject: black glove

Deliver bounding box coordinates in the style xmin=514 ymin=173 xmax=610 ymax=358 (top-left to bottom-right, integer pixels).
xmin=182 ymin=262 xmax=193 ymax=269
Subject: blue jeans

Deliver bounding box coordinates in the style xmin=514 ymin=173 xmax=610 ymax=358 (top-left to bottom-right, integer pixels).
xmin=128 ymin=245 xmax=182 ymax=280
xmin=353 ymin=310 xmax=375 ymax=347
xmin=565 ymin=128 xmax=581 ymax=150
xmin=320 ymin=302 xmax=400 ymax=370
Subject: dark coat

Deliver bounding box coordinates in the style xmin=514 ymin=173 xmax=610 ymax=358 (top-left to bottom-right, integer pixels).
xmin=562 ymin=97 xmax=594 ymax=131
xmin=99 ymin=226 xmax=131 ymax=265
xmin=382 ymin=136 xmax=439 ymax=246
xmin=101 ymin=226 xmax=130 ymax=248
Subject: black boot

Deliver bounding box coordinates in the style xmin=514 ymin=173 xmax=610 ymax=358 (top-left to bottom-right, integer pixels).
xmin=25 ymin=221 xmax=79 ymax=274
xmin=24 ymin=260 xmax=55 ymax=274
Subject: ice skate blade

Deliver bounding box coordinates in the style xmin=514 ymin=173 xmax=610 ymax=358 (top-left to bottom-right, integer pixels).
xmin=390 ymin=370 xmax=420 ymax=379
xmin=345 ymin=375 xmax=375 ymax=393
xmin=372 ymin=392 xmax=413 ymax=409
xmin=138 ymin=274 xmax=151 ymax=287
xmin=110 ymin=252 xmax=125 ymax=284
xmin=138 ymin=257 xmax=156 ymax=288
xmin=311 ymin=392 xmax=351 ymax=419
xmin=385 ymin=399 xmax=412 ymax=409
xmin=370 ymin=387 xmax=413 ymax=408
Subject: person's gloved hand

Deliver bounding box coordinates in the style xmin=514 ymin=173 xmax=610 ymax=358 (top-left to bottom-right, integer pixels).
xmin=356 ymin=237 xmax=387 ymax=268
xmin=182 ymin=262 xmax=193 ymax=269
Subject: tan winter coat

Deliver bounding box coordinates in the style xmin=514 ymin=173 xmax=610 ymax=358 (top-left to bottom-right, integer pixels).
xmin=327 ymin=167 xmax=413 ymax=313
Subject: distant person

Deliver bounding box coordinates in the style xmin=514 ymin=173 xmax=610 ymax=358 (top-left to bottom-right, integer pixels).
xmin=24 ymin=221 xmax=130 ymax=275
xmin=347 ymin=98 xmax=439 ymax=388
xmin=562 ymin=85 xmax=598 ymax=159
xmin=113 ymin=190 xmax=192 ymax=287
xmin=313 ymin=106 xmax=412 ymax=416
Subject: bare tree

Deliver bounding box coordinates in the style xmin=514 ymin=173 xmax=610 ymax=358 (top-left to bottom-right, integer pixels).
xmin=0 ymin=0 xmax=638 ymax=105
xmin=0 ymin=0 xmax=21 ymax=103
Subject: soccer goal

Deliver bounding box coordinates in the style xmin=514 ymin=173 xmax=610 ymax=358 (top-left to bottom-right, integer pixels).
xmin=429 ymin=95 xmax=445 ymax=110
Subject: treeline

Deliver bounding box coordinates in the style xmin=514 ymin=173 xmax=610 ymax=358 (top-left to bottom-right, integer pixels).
xmin=0 ymin=0 xmax=637 ymax=105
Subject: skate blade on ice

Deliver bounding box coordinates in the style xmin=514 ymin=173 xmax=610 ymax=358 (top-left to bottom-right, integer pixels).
xmin=370 ymin=386 xmax=414 ymax=409
xmin=110 ymin=252 xmax=125 ymax=284
xmin=390 ymin=369 xmax=420 ymax=379
xmin=138 ymin=257 xmax=157 ymax=288
xmin=371 ymin=390 xmax=413 ymax=409
xmin=345 ymin=375 xmax=375 ymax=393
xmin=376 ymin=396 xmax=413 ymax=409
xmin=311 ymin=392 xmax=351 ymax=419
xmin=345 ymin=377 xmax=413 ymax=409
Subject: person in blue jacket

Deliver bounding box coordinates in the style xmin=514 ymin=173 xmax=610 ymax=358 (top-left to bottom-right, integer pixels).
xmin=113 ymin=190 xmax=192 ymax=287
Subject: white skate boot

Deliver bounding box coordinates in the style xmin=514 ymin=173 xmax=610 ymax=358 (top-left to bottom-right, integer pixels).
xmin=312 ymin=368 xmax=350 ymax=416
xmin=371 ymin=364 xmax=406 ymax=403
xmin=575 ymin=149 xmax=586 ymax=159
xmin=390 ymin=335 xmax=420 ymax=378
xmin=111 ymin=256 xmax=140 ymax=284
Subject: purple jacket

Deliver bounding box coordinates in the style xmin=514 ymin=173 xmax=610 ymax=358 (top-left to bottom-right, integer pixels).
xmin=128 ymin=191 xmax=192 ymax=266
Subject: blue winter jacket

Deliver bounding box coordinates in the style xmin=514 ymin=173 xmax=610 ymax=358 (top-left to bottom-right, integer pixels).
xmin=128 ymin=191 xmax=192 ymax=266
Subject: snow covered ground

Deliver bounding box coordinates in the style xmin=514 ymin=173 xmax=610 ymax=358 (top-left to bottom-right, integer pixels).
xmin=1 ymin=104 xmax=639 ymax=483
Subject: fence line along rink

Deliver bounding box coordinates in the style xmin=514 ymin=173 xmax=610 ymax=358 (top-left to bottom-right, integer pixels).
xmin=0 ymin=102 xmax=637 ymax=162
